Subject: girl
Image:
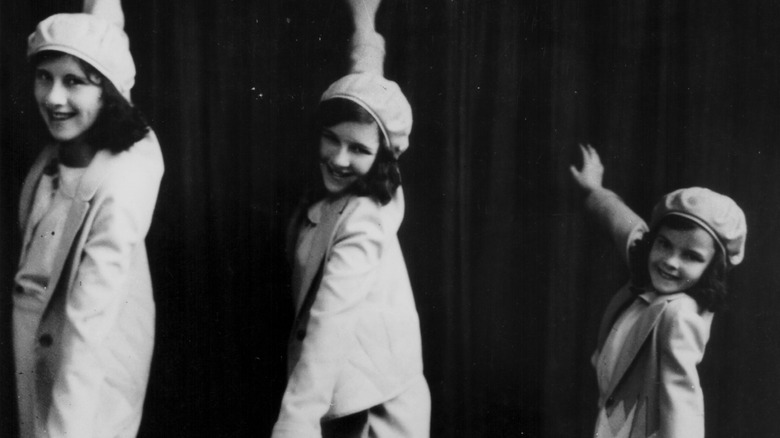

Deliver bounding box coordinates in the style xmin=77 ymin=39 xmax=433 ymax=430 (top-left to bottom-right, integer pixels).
xmin=14 ymin=1 xmax=163 ymax=436
xmin=272 ymin=1 xmax=430 ymax=436
xmin=570 ymin=144 xmax=746 ymax=437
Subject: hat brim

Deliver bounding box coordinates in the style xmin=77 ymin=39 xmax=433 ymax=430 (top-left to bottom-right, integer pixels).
xmin=654 ymin=211 xmax=729 ymax=262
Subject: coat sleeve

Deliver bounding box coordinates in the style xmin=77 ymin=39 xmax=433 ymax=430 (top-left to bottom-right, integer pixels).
xmin=272 ymin=198 xmax=385 ymax=438
xmin=584 ymin=187 xmax=648 ymax=266
xmin=45 ymin=140 xmax=163 ymax=437
xmin=345 ymin=0 xmax=385 ymax=75
xmin=656 ymin=301 xmax=711 ymax=438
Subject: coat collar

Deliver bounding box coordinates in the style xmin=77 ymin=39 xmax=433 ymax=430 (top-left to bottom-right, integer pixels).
xmin=599 ymin=285 xmax=689 ymax=399
xmin=19 ymin=144 xmax=114 ymax=306
xmin=295 ymin=195 xmax=352 ymax=315
xmin=20 ymin=145 xmax=113 ymax=215
xmin=19 ymin=145 xmax=57 ymax=232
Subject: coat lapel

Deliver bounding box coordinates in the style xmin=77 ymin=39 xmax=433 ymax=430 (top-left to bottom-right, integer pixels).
xmin=19 ymin=145 xmax=58 ymax=235
xmin=44 ymin=149 xmax=112 ymax=303
xmin=596 ymin=284 xmax=636 ymax=349
xmin=605 ymin=294 xmax=669 ymax=399
xmin=294 ymin=195 xmax=351 ymax=316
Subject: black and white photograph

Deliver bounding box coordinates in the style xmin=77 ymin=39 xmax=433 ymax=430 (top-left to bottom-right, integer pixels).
xmin=1 ymin=0 xmax=779 ymax=436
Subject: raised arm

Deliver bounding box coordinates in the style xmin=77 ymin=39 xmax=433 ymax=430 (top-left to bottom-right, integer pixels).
xmin=83 ymin=0 xmax=125 ymax=28
xmin=570 ymin=144 xmax=648 ymax=265
xmin=344 ymin=0 xmax=386 ymax=75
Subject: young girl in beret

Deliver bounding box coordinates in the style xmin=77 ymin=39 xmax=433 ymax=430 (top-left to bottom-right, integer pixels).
xmin=272 ymin=0 xmax=429 ymax=436
xmin=570 ymin=144 xmax=746 ymax=438
xmin=14 ymin=0 xmax=163 ymax=436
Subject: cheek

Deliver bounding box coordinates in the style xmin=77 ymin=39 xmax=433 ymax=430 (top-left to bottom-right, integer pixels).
xmin=684 ymin=263 xmax=709 ymax=283
xmin=647 ymin=247 xmax=662 ymax=265
xmin=354 ymin=155 xmax=377 ymax=176
xmin=83 ymin=95 xmax=103 ymax=117
xmin=34 ymin=86 xmax=47 ymax=106
xmin=319 ymin=141 xmax=334 ymax=161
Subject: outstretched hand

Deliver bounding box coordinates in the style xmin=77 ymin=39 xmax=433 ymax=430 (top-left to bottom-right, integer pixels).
xmin=570 ymin=144 xmax=604 ymax=193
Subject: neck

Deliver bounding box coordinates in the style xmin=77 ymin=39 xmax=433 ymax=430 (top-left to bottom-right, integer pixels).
xmin=58 ymin=139 xmax=96 ymax=168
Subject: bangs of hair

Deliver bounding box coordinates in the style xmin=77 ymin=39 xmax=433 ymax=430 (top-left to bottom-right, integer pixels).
xmin=313 ymin=98 xmax=401 ymax=205
xmin=316 ymin=98 xmax=377 ymax=128
xmin=629 ymin=215 xmax=729 ymax=312
xmin=30 ymin=50 xmax=149 ymax=154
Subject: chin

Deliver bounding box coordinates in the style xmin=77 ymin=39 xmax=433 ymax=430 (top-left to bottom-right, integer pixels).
xmin=650 ymin=280 xmax=685 ymax=294
xmin=321 ymin=177 xmax=346 ymax=195
xmin=47 ymin=127 xmax=78 ymax=142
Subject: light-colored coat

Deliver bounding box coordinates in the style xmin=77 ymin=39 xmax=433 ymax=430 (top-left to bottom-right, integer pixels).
xmin=587 ymin=188 xmax=712 ymax=438
xmin=272 ymin=189 xmax=426 ymax=438
xmin=15 ymin=131 xmax=163 ymax=437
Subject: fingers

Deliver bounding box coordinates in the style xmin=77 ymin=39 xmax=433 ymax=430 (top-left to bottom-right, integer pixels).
xmin=576 ymin=143 xmax=602 ymax=168
xmin=587 ymin=144 xmax=602 ymax=167
xmin=577 ymin=143 xmax=587 ymax=165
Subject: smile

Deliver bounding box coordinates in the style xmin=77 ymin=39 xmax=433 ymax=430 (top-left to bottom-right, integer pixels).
xmin=48 ymin=110 xmax=75 ymax=121
xmin=325 ymin=164 xmax=354 ymax=179
xmin=656 ymin=267 xmax=679 ymax=281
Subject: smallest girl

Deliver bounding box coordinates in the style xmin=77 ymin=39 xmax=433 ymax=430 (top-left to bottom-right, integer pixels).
xmin=570 ymin=144 xmax=746 ymax=438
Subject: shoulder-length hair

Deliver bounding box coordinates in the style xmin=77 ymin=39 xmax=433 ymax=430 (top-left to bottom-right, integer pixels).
xmin=31 ymin=50 xmax=149 ymax=154
xmin=629 ymin=214 xmax=729 ymax=312
xmin=314 ymin=97 xmax=402 ymax=205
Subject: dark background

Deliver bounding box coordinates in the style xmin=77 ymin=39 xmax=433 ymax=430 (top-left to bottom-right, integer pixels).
xmin=2 ymin=0 xmax=780 ymax=436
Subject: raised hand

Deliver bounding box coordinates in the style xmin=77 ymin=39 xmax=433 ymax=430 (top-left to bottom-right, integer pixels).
xmin=344 ymin=0 xmax=385 ymax=75
xmin=83 ymin=0 xmax=125 ymax=28
xmin=569 ymin=144 xmax=604 ymax=193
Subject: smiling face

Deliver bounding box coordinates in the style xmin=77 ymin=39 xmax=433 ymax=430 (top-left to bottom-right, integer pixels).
xmin=647 ymin=225 xmax=717 ymax=294
xmin=34 ymin=54 xmax=103 ymax=143
xmin=319 ymin=120 xmax=380 ymax=194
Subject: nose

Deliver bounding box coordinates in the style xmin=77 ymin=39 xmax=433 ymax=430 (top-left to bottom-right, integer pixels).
xmin=661 ymin=253 xmax=680 ymax=270
xmin=331 ymin=146 xmax=350 ymax=168
xmin=43 ymin=82 xmax=67 ymax=107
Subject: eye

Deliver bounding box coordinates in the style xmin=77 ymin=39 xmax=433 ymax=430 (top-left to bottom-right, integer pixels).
xmin=349 ymin=143 xmax=373 ymax=155
xmin=683 ymin=251 xmax=705 ymax=263
xmin=321 ymin=130 xmax=339 ymax=144
xmin=34 ymin=70 xmax=52 ymax=82
xmin=654 ymin=236 xmax=671 ymax=250
xmin=64 ymin=75 xmax=86 ymax=87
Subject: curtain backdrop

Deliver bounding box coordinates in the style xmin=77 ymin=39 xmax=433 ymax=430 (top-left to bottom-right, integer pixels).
xmin=2 ymin=0 xmax=780 ymax=436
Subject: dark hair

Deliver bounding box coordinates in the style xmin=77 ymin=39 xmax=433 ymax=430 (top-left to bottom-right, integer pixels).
xmin=629 ymin=215 xmax=728 ymax=312
xmin=31 ymin=51 xmax=149 ymax=154
xmin=314 ymin=98 xmax=401 ymax=205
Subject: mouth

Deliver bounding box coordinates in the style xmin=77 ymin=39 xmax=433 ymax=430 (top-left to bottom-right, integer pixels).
xmin=656 ymin=267 xmax=679 ymax=281
xmin=324 ymin=163 xmax=354 ymax=179
xmin=47 ymin=109 xmax=75 ymax=122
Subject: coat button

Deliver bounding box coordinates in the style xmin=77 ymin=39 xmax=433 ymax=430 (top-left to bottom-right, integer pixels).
xmin=296 ymin=330 xmax=306 ymax=341
xmin=605 ymin=397 xmax=615 ymax=408
xmin=39 ymin=334 xmax=53 ymax=347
